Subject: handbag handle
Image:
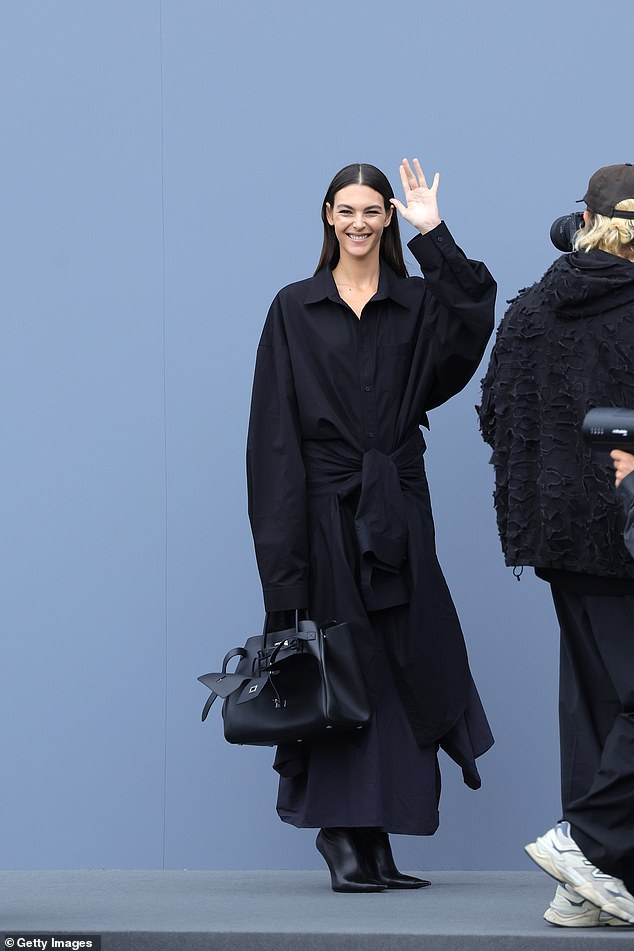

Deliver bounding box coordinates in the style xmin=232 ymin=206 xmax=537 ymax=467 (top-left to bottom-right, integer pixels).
xmin=260 ymin=610 xmax=318 ymax=671
xmin=261 ymin=609 xmax=304 ymax=651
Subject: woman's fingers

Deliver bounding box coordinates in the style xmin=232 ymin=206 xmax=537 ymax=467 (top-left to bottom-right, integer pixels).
xmin=390 ymin=197 xmax=407 ymax=217
xmin=395 ymin=157 xmax=442 ymax=231
xmin=398 ymin=162 xmax=412 ymax=196
xmin=400 ymin=157 xmax=440 ymax=198
xmin=411 ymin=158 xmax=428 ymax=189
xmin=401 ymin=157 xmax=419 ymax=191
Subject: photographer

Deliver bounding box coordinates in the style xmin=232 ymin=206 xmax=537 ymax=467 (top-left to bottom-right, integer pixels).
xmin=479 ymin=164 xmax=634 ymax=926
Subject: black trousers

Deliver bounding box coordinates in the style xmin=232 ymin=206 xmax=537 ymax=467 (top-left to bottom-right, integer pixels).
xmin=550 ymin=580 xmax=634 ymax=891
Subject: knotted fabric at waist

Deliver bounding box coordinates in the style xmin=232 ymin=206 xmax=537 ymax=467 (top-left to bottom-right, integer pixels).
xmin=302 ymin=430 xmax=426 ymax=609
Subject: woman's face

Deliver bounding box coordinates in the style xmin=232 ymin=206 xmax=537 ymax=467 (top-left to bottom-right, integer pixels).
xmin=326 ymin=184 xmax=392 ymax=263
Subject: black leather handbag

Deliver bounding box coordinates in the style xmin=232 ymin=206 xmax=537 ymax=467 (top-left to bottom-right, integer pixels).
xmin=198 ymin=613 xmax=372 ymax=746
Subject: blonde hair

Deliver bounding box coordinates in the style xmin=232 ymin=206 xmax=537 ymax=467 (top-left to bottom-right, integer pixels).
xmin=574 ymin=197 xmax=634 ymax=259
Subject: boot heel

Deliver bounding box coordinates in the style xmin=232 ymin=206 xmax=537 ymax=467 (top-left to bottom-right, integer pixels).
xmin=316 ymin=828 xmax=386 ymax=893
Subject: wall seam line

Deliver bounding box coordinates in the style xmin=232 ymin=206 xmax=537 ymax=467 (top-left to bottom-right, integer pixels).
xmin=159 ymin=0 xmax=169 ymax=871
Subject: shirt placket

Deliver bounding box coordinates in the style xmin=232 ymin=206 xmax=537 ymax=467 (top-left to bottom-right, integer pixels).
xmin=358 ymin=305 xmax=379 ymax=448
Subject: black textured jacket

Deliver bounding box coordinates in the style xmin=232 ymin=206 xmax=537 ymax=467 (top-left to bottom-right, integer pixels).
xmin=479 ymin=248 xmax=634 ymax=578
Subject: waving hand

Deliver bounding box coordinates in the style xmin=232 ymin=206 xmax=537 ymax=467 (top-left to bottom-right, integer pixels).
xmin=390 ymin=158 xmax=441 ymax=235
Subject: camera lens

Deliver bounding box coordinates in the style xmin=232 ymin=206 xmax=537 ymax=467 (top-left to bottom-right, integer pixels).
xmin=550 ymin=212 xmax=585 ymax=252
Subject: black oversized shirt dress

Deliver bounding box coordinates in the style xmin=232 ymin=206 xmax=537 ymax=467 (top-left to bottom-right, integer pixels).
xmin=247 ymin=222 xmax=496 ymax=831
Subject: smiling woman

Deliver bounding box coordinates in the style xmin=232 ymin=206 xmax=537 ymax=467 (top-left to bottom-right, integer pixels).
xmin=246 ymin=158 xmax=497 ymax=892
xmin=317 ymin=163 xmax=407 ymax=269
xmin=325 ymin=184 xmax=393 ymax=317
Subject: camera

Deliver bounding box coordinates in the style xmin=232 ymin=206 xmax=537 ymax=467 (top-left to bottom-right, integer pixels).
xmin=550 ymin=212 xmax=585 ymax=252
xmin=582 ymin=407 xmax=634 ymax=454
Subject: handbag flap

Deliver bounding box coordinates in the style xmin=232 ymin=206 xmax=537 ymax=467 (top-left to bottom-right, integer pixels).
xmin=236 ymin=675 xmax=270 ymax=704
xmin=197 ymin=671 xmax=250 ymax=699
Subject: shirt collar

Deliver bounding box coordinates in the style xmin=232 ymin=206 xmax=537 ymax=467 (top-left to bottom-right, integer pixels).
xmin=304 ymin=260 xmax=411 ymax=309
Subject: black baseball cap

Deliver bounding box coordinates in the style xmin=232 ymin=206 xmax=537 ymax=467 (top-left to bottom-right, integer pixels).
xmin=579 ymin=163 xmax=634 ymax=219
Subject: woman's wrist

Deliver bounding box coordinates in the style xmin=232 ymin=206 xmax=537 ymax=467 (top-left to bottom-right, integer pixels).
xmin=417 ymin=217 xmax=442 ymax=236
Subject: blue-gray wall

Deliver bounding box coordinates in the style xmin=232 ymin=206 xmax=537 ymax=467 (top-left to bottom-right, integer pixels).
xmin=1 ymin=0 xmax=631 ymax=871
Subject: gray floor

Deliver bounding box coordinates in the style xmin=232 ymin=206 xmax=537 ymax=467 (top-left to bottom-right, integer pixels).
xmin=1 ymin=870 xmax=633 ymax=950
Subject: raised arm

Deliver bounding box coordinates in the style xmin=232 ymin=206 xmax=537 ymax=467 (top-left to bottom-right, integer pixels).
xmin=391 ymin=158 xmax=496 ymax=411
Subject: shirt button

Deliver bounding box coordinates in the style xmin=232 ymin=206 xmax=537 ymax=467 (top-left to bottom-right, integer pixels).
xmin=368 ymin=432 xmax=375 ymax=438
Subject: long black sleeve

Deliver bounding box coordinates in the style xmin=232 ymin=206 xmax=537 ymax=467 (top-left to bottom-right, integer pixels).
xmin=407 ymin=222 xmax=497 ymax=412
xmin=246 ymin=295 xmax=309 ymax=612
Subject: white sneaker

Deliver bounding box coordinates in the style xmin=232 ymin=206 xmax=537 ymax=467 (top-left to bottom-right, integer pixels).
xmin=525 ymin=821 xmax=634 ymax=924
xmin=544 ymin=883 xmax=630 ymax=927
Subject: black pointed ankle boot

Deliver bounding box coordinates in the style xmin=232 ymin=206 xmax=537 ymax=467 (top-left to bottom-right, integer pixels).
xmin=316 ymin=828 xmax=387 ymax=893
xmin=355 ymin=828 xmax=431 ymax=889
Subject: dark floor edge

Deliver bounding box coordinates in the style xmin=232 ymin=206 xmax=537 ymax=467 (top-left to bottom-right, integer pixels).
xmin=80 ymin=932 xmax=634 ymax=951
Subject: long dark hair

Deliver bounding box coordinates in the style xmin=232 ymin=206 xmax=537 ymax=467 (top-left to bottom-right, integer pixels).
xmin=314 ymin=163 xmax=408 ymax=277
